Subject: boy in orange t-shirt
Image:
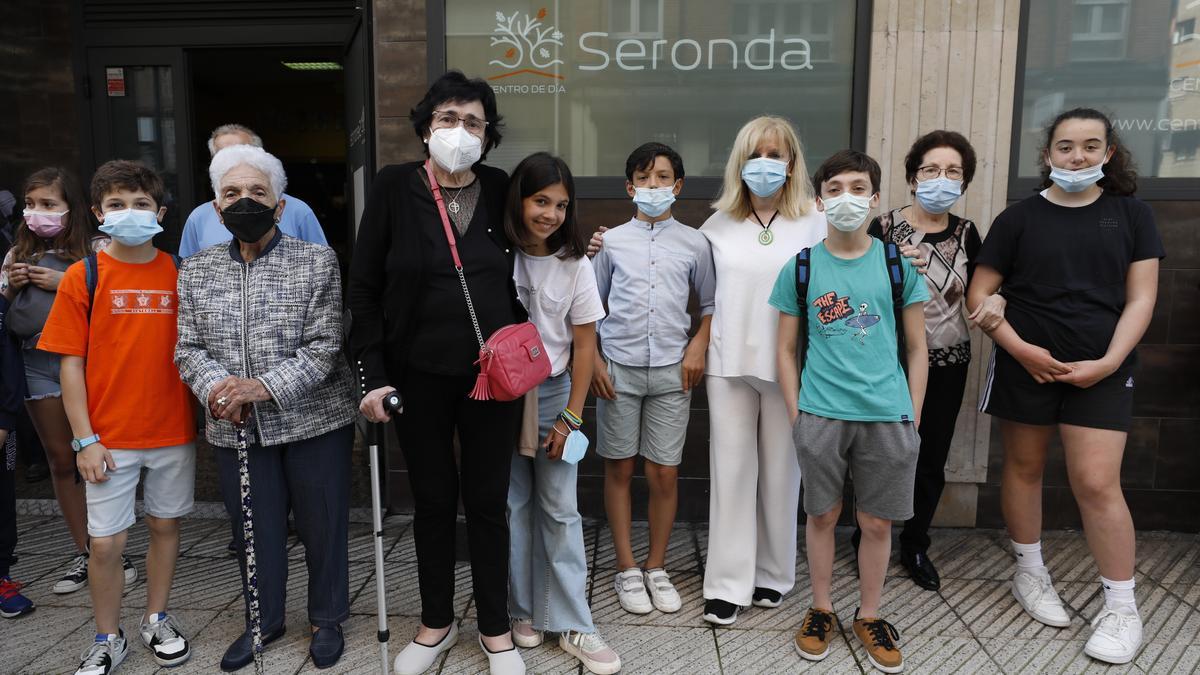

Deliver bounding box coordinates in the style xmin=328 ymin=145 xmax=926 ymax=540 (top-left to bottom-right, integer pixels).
xmin=39 ymin=161 xmax=195 ymax=674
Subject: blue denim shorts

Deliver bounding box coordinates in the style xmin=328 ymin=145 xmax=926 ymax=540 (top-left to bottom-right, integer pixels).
xmin=23 ymin=347 xmax=62 ymax=400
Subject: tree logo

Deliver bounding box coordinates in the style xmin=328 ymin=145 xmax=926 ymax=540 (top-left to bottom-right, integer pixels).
xmin=488 ymin=7 xmax=565 ymax=80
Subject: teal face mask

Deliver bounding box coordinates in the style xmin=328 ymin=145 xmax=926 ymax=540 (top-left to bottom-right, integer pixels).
xmin=561 ymin=430 xmax=589 ymax=464
xmin=99 ymin=208 xmax=162 ymax=246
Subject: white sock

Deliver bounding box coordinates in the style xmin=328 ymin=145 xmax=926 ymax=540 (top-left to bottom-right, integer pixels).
xmin=1100 ymin=576 xmax=1137 ymax=614
xmin=1011 ymin=540 xmax=1045 ymax=569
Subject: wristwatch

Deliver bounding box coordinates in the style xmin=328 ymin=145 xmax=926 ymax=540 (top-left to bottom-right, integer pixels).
xmin=71 ymin=434 xmax=101 ymax=453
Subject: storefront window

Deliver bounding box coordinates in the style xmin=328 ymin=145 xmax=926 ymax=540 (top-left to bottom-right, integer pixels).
xmin=445 ymin=0 xmax=861 ymax=178
xmin=1016 ymin=0 xmax=1200 ymax=179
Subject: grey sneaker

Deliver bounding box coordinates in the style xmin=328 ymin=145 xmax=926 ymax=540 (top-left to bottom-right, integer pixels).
xmin=559 ymin=630 xmax=621 ymax=675
xmin=139 ymin=612 xmax=190 ymax=667
xmin=614 ymin=568 xmax=653 ymax=614
xmin=75 ymin=632 xmax=129 ymax=675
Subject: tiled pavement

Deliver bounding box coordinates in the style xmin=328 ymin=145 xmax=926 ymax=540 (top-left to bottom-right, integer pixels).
xmin=2 ymin=513 xmax=1198 ymax=674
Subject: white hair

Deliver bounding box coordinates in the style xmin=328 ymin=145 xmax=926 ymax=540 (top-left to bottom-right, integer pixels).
xmin=206 ymin=123 xmax=264 ymax=157
xmin=209 ymin=144 xmax=288 ymax=202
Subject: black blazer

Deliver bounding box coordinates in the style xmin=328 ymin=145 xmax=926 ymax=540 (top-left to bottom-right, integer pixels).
xmin=348 ymin=161 xmax=527 ymax=394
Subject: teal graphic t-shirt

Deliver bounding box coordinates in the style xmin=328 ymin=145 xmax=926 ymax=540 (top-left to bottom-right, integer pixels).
xmin=769 ymin=239 xmax=929 ymax=422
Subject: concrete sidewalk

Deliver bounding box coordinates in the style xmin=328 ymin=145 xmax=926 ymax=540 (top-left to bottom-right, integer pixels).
xmin=2 ymin=513 xmax=1197 ymax=674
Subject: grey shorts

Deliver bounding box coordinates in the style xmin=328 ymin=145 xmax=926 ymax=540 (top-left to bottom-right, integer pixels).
xmin=596 ymin=360 xmax=691 ymax=467
xmin=23 ymin=348 xmax=62 ymax=400
xmin=792 ymin=412 xmax=920 ymax=521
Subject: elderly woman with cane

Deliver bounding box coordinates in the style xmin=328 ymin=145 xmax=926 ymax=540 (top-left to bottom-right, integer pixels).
xmin=175 ymin=143 xmax=357 ymax=671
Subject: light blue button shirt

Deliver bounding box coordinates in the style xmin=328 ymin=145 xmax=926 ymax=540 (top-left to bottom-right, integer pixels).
xmin=593 ymin=217 xmax=716 ymax=368
xmin=178 ymin=193 xmax=328 ymax=257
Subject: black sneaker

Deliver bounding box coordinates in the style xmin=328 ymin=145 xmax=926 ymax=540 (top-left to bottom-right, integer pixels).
xmin=54 ymin=552 xmax=90 ymax=594
xmin=122 ymin=556 xmax=137 ymax=586
xmin=702 ymin=599 xmax=739 ymax=625
xmin=140 ymin=612 xmax=190 ymax=667
xmin=75 ymin=631 xmax=129 ymax=675
xmin=752 ymin=587 xmax=784 ymax=608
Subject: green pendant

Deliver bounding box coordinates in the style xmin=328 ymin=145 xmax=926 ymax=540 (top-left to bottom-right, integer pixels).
xmin=758 ymin=229 xmax=774 ymax=246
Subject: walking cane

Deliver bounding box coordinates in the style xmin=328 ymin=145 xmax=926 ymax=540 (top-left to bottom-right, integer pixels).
xmin=235 ymin=418 xmax=266 ymax=675
xmin=369 ymin=391 xmax=403 ymax=674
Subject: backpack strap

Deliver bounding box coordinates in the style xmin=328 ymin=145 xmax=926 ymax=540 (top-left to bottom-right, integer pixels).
xmin=793 ymin=247 xmax=811 ymax=372
xmin=84 ymin=253 xmax=99 ymax=323
xmin=884 ymin=241 xmax=906 ymax=367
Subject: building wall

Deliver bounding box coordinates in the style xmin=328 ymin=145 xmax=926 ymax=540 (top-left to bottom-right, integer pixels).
xmin=0 ymin=0 xmax=81 ymax=195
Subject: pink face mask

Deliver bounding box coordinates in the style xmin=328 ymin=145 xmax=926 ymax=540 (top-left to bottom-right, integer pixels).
xmin=23 ymin=209 xmax=68 ymax=238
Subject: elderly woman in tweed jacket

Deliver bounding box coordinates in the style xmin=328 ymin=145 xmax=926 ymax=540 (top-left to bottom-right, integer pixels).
xmin=174 ymin=144 xmax=356 ymax=671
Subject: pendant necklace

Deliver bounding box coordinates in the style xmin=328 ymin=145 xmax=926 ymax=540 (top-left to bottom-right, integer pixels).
xmin=446 ymin=183 xmax=468 ymax=214
xmin=752 ymin=210 xmax=779 ymax=246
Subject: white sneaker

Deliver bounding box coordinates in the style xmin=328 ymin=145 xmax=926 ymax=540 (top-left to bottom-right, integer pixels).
xmin=643 ymin=568 xmax=682 ymax=613
xmin=393 ymin=623 xmax=457 ymax=675
xmin=139 ymin=612 xmax=190 ymax=666
xmin=559 ymin=630 xmax=622 ymax=675
xmin=614 ymin=568 xmax=652 ymax=615
xmin=75 ymin=632 xmax=129 ymax=675
xmin=511 ymin=619 xmax=543 ymax=648
xmin=1012 ymin=567 xmax=1070 ymax=627
xmin=1084 ymin=607 xmax=1142 ymax=664
xmin=479 ymin=635 xmax=526 ymax=675
xmin=122 ymin=557 xmax=137 ymax=586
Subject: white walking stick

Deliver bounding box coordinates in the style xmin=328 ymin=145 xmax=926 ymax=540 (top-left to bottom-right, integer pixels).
xmin=235 ymin=420 xmax=266 ymax=675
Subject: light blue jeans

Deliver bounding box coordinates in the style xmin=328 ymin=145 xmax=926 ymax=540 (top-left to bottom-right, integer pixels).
xmin=507 ymin=373 xmax=595 ymax=633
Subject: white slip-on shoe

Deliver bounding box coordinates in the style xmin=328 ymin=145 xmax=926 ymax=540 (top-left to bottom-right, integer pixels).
xmin=644 ymin=568 xmax=682 ymax=613
xmin=1083 ymin=607 xmax=1142 ymax=665
xmin=479 ymin=635 xmax=526 ymax=675
xmin=559 ymin=630 xmax=621 ymax=675
xmin=511 ymin=619 xmax=543 ymax=648
xmin=393 ymin=623 xmax=457 ymax=675
xmin=614 ymin=568 xmax=653 ymax=614
xmin=1012 ymin=567 xmax=1071 ymax=627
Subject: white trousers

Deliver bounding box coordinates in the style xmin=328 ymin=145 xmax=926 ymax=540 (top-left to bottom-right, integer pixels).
xmin=703 ymin=375 xmax=801 ymax=605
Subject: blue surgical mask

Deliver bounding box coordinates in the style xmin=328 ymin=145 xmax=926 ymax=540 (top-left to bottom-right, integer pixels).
xmin=632 ymin=186 xmax=676 ymax=218
xmin=1048 ymin=162 xmax=1104 ymax=193
xmin=821 ymin=193 xmax=874 ymax=232
xmin=914 ymin=177 xmax=962 ymax=214
xmin=99 ymin=208 xmax=162 ymax=246
xmin=741 ymin=157 xmax=789 ymax=198
xmin=562 ymin=430 xmax=589 ymax=464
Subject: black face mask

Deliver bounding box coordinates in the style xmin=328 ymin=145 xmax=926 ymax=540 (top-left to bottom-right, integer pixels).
xmin=221 ymin=197 xmax=277 ymax=243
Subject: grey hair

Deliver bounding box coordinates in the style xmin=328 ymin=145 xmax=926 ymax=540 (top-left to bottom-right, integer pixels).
xmin=209 ymin=144 xmax=288 ymax=202
xmin=206 ymin=123 xmax=263 ymax=157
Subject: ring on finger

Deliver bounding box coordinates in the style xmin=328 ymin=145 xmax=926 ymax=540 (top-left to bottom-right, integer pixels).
xmin=217 ymin=396 xmax=228 ymax=406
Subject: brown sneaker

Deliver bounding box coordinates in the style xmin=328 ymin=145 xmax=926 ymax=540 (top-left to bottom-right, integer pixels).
xmin=794 ymin=607 xmax=839 ymax=661
xmin=852 ymin=610 xmax=903 ymax=673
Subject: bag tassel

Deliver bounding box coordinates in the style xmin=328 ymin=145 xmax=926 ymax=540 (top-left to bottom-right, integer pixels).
xmin=469 ymin=351 xmax=494 ymax=401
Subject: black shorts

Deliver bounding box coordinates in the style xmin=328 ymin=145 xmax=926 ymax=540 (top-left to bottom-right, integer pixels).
xmin=979 ymin=345 xmax=1134 ymax=432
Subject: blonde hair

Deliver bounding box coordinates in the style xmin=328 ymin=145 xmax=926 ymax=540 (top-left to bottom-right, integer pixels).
xmin=711 ymin=115 xmax=813 ymax=221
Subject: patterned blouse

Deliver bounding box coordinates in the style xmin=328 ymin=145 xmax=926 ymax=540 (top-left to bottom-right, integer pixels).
xmin=869 ymin=208 xmax=981 ymax=367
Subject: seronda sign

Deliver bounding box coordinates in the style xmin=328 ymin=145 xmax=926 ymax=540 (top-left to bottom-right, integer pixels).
xmin=486 ymin=8 xmax=816 ymax=92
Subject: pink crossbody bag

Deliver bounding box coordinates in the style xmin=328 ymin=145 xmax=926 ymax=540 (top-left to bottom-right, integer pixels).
xmin=425 ymin=160 xmax=550 ymax=401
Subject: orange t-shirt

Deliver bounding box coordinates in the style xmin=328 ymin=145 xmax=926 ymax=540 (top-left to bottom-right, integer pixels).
xmin=38 ymin=250 xmax=195 ymax=449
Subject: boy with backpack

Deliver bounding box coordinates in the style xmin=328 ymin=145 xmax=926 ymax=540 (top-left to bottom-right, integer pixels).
xmin=769 ymin=150 xmax=928 ymax=673
xmin=38 ymin=160 xmax=195 ymax=674
xmin=591 ymin=142 xmax=715 ymax=615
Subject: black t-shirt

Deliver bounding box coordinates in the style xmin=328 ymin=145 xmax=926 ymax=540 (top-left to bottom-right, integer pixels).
xmin=977 ymin=192 xmax=1164 ymax=365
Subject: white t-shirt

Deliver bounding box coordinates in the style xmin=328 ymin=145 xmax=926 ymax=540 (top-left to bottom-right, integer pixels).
xmin=700 ymin=206 xmax=827 ymax=382
xmin=514 ymin=250 xmax=606 ymax=376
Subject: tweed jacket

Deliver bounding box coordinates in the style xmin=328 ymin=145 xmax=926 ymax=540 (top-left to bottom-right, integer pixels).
xmin=175 ymin=232 xmax=356 ymax=448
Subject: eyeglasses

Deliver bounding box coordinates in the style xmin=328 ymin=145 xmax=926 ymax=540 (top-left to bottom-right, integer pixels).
xmin=916 ymin=165 xmax=964 ymax=181
xmin=431 ymin=110 xmax=488 ymax=135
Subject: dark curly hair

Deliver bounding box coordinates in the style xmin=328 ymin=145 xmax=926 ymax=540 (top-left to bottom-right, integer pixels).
xmin=1038 ymin=107 xmax=1137 ymax=196
xmin=503 ymin=152 xmax=586 ymax=259
xmin=904 ymin=130 xmax=977 ymax=193
xmin=411 ymin=70 xmax=503 ymax=159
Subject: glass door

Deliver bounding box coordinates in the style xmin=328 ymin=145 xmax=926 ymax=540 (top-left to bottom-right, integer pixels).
xmin=88 ymin=48 xmax=194 ymax=254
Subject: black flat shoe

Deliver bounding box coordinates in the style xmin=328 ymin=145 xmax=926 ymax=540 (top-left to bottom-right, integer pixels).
xmin=901 ymin=551 xmax=940 ymax=591
xmin=220 ymin=625 xmax=287 ymax=672
xmin=309 ymin=625 xmax=344 ymax=669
